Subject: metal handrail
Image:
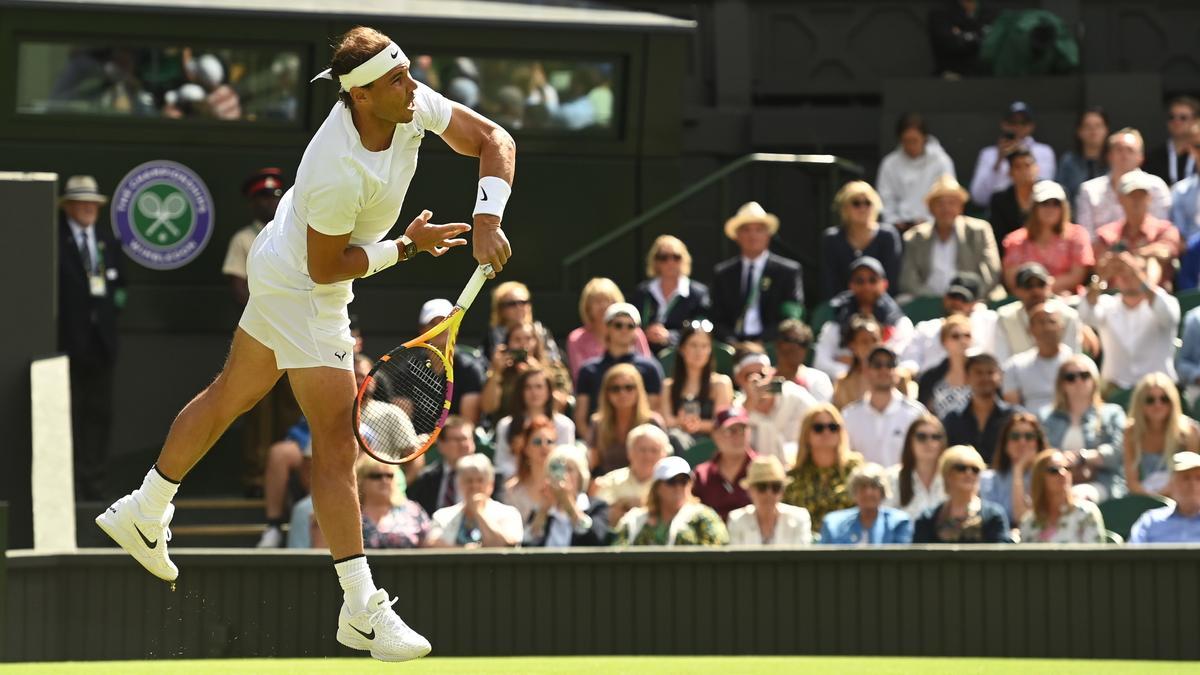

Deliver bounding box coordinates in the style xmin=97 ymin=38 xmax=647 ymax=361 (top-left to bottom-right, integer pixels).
xmin=560 ymin=152 xmax=864 ymax=290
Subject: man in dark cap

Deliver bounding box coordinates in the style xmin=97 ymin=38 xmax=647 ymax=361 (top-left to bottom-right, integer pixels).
xmin=968 ymin=101 xmax=1057 ymax=206
xmin=223 ymin=168 xmax=285 ymax=306
xmin=899 ymin=272 xmax=998 ymax=376
xmin=813 ymin=256 xmax=914 ymax=379
xmin=993 ymin=262 xmax=1084 ymax=363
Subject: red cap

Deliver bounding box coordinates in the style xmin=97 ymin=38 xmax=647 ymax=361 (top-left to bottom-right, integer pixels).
xmin=242 ymin=168 xmax=285 ymax=198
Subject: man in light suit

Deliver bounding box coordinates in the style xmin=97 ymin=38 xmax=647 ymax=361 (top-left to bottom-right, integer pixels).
xmin=899 ymin=175 xmax=1003 ymax=301
xmin=711 ymin=202 xmax=804 ymax=344
xmin=819 ymin=463 xmax=913 ymax=544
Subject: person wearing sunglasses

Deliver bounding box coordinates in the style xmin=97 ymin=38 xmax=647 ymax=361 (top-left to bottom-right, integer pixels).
xmin=351 ymin=453 xmax=431 ymax=550
xmin=969 ymin=101 xmax=1057 ymax=208
xmin=1075 ymin=128 xmax=1171 ymax=238
xmin=1018 ymin=449 xmax=1107 ymax=544
xmin=942 ymin=351 xmax=1016 ymax=466
xmin=1001 ymin=302 xmax=1074 ymax=413
xmin=1146 ymin=95 xmax=1199 ymax=187
xmin=876 ymin=113 xmax=956 ymax=234
xmin=613 ymin=456 xmax=728 ymax=547
xmin=913 ymin=445 xmax=1012 ymax=544
xmin=784 ymin=404 xmax=865 ymax=530
xmin=573 ymin=302 xmax=664 ymax=433
xmin=1039 ymin=356 xmax=1126 ymax=503
xmin=587 ymin=364 xmax=665 ymax=476
xmin=819 ymin=182 xmax=901 ymax=301
xmin=691 ymin=407 xmax=758 ymax=521
xmin=1123 ymin=372 xmax=1200 ymax=497
xmin=500 ymin=416 xmax=560 ymax=524
xmin=813 ymin=256 xmax=914 ymax=381
xmin=841 ymin=345 xmax=928 ymax=468
xmin=482 ymin=319 xmax=572 ymax=421
xmin=915 ymin=314 xmax=973 ymax=417
xmin=566 ymin=277 xmax=652 ymax=384
xmin=631 ymin=235 xmax=712 ymax=353
xmin=524 ymin=445 xmax=610 ymax=548
xmin=820 ymin=462 xmax=913 ymax=545
xmin=1092 ymin=173 xmax=1181 ymax=287
xmin=885 ymin=415 xmax=949 ymax=520
xmin=774 ymin=319 xmax=833 ymax=403
xmin=980 ymin=412 xmax=1046 ymax=524
xmin=1169 ymin=120 xmax=1200 ymax=247
xmin=427 ymin=454 xmax=523 ymax=548
xmin=482 ymin=280 xmax=562 ymax=365
xmin=727 ymin=456 xmax=812 ymax=546
xmin=898 ymin=174 xmax=1001 ymax=301
xmin=1001 ymin=180 xmax=1093 ymax=296
xmin=710 ymin=201 xmax=804 ymax=343
xmin=993 ymin=262 xmax=1085 ymax=365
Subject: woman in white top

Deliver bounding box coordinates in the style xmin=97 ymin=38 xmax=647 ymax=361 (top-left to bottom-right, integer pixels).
xmin=727 ymin=456 xmax=812 ymax=546
xmin=885 ymin=414 xmax=948 ymax=519
xmin=492 ymin=368 xmax=576 ymax=478
xmin=428 ymin=454 xmax=523 ymax=548
xmin=95 ymin=26 xmax=515 ymax=663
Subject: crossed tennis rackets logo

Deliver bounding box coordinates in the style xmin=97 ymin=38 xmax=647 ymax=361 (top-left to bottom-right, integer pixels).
xmin=136 ymin=190 xmax=188 ymax=239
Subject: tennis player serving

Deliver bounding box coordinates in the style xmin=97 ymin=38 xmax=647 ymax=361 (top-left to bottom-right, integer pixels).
xmin=96 ymin=26 xmax=514 ymax=661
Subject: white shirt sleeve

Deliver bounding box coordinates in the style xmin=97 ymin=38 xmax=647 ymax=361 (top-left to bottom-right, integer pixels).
xmin=415 ymin=84 xmax=453 ymax=136
xmin=969 ymin=146 xmax=1000 ymax=205
xmin=1034 ymin=142 xmax=1057 ymax=181
xmin=813 ymin=322 xmax=848 ymax=378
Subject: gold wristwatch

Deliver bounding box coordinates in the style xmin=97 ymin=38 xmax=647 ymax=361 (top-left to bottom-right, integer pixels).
xmin=398 ymin=235 xmax=417 ymax=261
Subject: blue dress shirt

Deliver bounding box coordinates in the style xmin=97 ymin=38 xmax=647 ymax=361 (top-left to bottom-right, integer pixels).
xmin=819 ymin=506 xmax=913 ymax=544
xmin=1128 ymin=505 xmax=1200 ymax=544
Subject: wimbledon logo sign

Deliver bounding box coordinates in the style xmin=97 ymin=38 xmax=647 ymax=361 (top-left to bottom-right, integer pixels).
xmin=111 ymin=160 xmax=214 ymax=270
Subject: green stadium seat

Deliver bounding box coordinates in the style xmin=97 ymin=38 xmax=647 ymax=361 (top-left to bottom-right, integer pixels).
xmin=1104 ymin=386 xmax=1132 ymax=411
xmin=1097 ymin=494 xmax=1171 ymax=540
xmin=900 ymin=295 xmax=945 ymax=324
xmin=681 ymin=437 xmax=716 ymax=468
xmin=809 ymin=301 xmax=834 ymax=339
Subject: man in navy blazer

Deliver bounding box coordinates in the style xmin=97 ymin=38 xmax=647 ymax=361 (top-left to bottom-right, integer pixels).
xmin=819 ymin=463 xmax=913 ymax=544
xmin=711 ymin=202 xmax=804 ymax=343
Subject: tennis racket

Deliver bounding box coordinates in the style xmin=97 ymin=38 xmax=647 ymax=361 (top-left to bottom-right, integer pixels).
xmin=353 ymin=263 xmax=493 ymax=464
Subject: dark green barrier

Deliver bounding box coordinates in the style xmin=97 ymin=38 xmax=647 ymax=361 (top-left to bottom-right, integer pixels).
xmin=6 ymin=546 xmax=1200 ymax=662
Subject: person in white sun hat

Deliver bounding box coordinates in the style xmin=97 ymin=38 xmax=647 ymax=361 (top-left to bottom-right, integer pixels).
xmin=97 ymin=25 xmax=517 ymax=662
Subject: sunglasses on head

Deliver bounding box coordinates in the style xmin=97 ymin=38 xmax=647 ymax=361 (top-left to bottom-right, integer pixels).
xmin=752 ymin=482 xmax=784 ymax=494
xmin=1009 ymin=431 xmax=1038 ymax=442
xmin=665 ymin=474 xmax=690 ymax=487
xmin=610 ymin=321 xmax=637 ymax=331
xmin=366 ymin=472 xmax=394 ymax=481
xmin=499 ymin=298 xmax=530 ymax=309
xmin=1145 ymin=394 xmax=1171 ymax=405
xmin=915 ymin=432 xmax=944 ymax=442
xmin=1044 ymin=464 xmax=1069 ymax=476
xmin=686 ymin=319 xmax=714 ymax=333
xmin=1062 ymin=371 xmax=1092 ymax=383
xmin=951 ymin=463 xmax=981 ymax=475
xmin=848 ymin=199 xmax=872 ymax=208
xmin=655 ymin=252 xmax=683 ymax=262
xmin=812 ymin=422 xmax=841 ymax=434
xmin=608 ymin=383 xmax=638 ymax=393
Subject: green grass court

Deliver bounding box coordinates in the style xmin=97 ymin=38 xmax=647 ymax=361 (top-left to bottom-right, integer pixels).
xmin=2 ymin=657 xmax=1196 ymax=674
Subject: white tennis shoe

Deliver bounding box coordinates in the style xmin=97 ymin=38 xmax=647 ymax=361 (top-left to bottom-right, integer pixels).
xmin=336 ymin=589 xmax=431 ymax=662
xmin=95 ymin=494 xmax=179 ymax=582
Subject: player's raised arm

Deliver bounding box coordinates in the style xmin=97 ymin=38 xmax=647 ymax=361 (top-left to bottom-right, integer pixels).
xmin=305 ymin=214 xmax=471 ymax=284
xmin=439 ymin=102 xmax=516 ymax=274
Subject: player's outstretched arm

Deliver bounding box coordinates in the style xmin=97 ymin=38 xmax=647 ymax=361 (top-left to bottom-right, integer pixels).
xmin=305 ymin=215 xmax=470 ymax=284
xmin=439 ymin=103 xmax=515 ymax=275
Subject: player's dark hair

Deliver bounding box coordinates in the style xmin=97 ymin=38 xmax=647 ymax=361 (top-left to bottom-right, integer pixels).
xmin=329 ymin=26 xmax=392 ymax=108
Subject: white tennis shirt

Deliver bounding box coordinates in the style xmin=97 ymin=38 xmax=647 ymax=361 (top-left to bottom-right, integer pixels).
xmin=255 ymin=83 xmax=453 ymax=291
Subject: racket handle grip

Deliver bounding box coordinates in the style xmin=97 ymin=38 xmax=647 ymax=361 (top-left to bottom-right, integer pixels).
xmin=455 ymin=264 xmax=493 ymax=310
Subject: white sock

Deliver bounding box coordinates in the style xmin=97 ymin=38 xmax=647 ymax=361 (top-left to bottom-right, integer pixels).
xmin=133 ymin=465 xmax=179 ymax=520
xmin=335 ymin=555 xmax=378 ymax=614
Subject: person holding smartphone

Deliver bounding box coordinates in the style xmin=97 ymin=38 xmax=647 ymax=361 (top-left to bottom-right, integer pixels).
xmin=733 ymin=353 xmax=816 ymax=468
xmin=524 ymin=445 xmax=610 ymax=547
xmin=968 ymin=101 xmax=1056 ymax=207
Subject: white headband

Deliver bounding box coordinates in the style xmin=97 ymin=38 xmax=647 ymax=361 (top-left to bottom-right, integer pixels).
xmin=310 ymin=42 xmax=410 ymax=92
xmin=735 ymin=353 xmax=772 ymax=373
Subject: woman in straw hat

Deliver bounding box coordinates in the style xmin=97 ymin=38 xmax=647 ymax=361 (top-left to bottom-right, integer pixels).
xmin=820 ymin=181 xmax=901 ymax=301
xmin=726 ymin=456 xmax=812 ymax=545
xmin=898 ymin=174 xmax=1002 ymax=300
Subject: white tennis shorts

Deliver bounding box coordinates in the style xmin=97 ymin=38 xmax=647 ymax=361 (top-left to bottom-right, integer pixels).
xmin=237 ymin=231 xmax=356 ymax=371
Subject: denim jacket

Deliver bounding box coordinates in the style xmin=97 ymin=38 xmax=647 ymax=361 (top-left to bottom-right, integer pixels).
xmin=1039 ymin=403 xmax=1127 ymax=499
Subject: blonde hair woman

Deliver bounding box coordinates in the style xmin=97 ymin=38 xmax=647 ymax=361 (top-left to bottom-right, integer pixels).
xmin=566 ymin=277 xmax=651 ymax=380
xmin=1124 ymin=372 xmax=1200 ymax=497
xmin=913 ymin=445 xmax=1013 ymax=543
xmin=483 ymin=280 xmax=563 ymax=364
xmin=1019 ymin=449 xmax=1106 ymax=543
xmin=630 ymin=235 xmax=712 ymax=352
xmin=1038 ymin=354 xmax=1126 ymax=502
xmin=588 ymin=363 xmax=664 ymax=475
xmin=820 ymin=181 xmax=901 ymax=300
xmin=311 ymin=454 xmax=431 ymax=550
xmin=783 ymin=404 xmax=864 ymax=530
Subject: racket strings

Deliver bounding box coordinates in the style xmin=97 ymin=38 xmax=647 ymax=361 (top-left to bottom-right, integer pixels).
xmin=358 ymin=345 xmax=448 ymax=462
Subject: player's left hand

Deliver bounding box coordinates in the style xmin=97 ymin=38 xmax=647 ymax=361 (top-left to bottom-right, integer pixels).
xmin=473 ymin=214 xmax=511 ymax=277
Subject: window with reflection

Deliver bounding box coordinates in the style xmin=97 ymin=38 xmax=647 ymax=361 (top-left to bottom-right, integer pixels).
xmin=409 ymin=55 xmax=618 ymax=135
xmin=16 ymin=41 xmax=302 ymax=123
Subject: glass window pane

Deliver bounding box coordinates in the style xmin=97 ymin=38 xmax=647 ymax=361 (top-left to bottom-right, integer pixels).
xmin=16 ymin=41 xmax=302 ymax=123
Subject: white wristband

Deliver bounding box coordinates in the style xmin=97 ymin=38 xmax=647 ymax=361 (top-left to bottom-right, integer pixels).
xmin=473 ymin=176 xmax=511 ymax=219
xmin=360 ymin=240 xmax=400 ymax=277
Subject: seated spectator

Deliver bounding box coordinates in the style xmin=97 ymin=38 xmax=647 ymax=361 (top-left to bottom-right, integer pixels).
xmin=1075 ymin=129 xmax=1171 ymax=238
xmin=566 ymin=278 xmax=651 ymax=382
xmin=355 ymin=454 xmax=431 ymax=549
xmin=1002 ymin=303 xmax=1074 ymax=412
xmin=575 ymin=303 xmax=664 ymax=431
xmin=1057 ymin=107 xmax=1110 ymax=204
xmin=1039 ymin=355 xmax=1126 ymax=502
xmin=913 ymin=445 xmax=1014 ymax=544
xmin=427 ymin=454 xmax=523 ymax=548
xmin=1002 ymin=180 xmax=1094 ymax=296
xmin=483 ymin=320 xmax=572 ymax=420
xmin=886 ymin=414 xmax=949 ymax=519
xmin=916 ymin=314 xmax=973 ymax=417
xmin=942 ymin=351 xmax=1016 ymax=466
xmin=993 ymin=263 xmax=1084 ymax=364
xmin=1018 ymin=449 xmax=1106 ymax=543
xmin=587 ymin=364 xmax=664 ymax=475
xmin=900 ymin=274 xmax=998 ymax=376
xmin=524 ymin=445 xmax=610 ymax=547
xmin=711 ymin=201 xmax=804 ymax=342
xmin=659 ymin=321 xmax=734 ymax=447
xmin=877 ymin=113 xmax=956 ymax=232
xmin=987 ymin=146 xmax=1038 ymax=247
xmin=831 ymin=315 xmax=883 ymax=410
xmin=928 ymin=0 xmax=996 ymax=77
xmin=821 ymin=462 xmax=913 ymax=544
xmin=415 ymin=299 xmax=484 ymax=424
xmin=592 ymin=423 xmax=671 ymax=526
xmin=1124 ymin=372 xmax=1200 ymax=497
xmin=970 ymin=101 xmax=1056 ymax=208
xmin=257 ymin=416 xmax=311 ymax=548
xmin=492 ymin=369 xmax=575 ymax=480
xmin=482 ymin=280 xmax=562 ymax=365
xmin=814 ymin=256 xmax=915 ymax=379
xmin=1178 ymin=305 xmax=1200 ymax=387
xmin=981 ymin=412 xmax=1046 ymax=523
xmin=820 ymin=183 xmax=902 ymax=300
xmin=1128 ymin=451 xmax=1200 ymax=543
xmin=409 ymin=416 xmax=505 ymax=517
xmin=691 ymin=407 xmax=757 ymax=520
xmin=774 ymin=319 xmax=834 ymax=403
xmin=1145 ymin=95 xmax=1199 ymax=187
xmin=733 ymin=353 xmax=816 ymax=466
xmin=841 ymin=345 xmax=928 ymax=467
xmin=1092 ymin=172 xmax=1182 ymax=285
xmin=727 ymin=456 xmax=813 ymax=546
xmin=784 ymin=404 xmax=866 ymax=529
xmin=613 ymin=456 xmax=729 ymax=546
xmin=1169 ymin=120 xmax=1200 ymax=242
xmin=501 ymin=416 xmax=558 ymax=523
xmin=900 ymin=174 xmax=1001 ymax=299
xmin=631 ymin=235 xmax=712 ymax=353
